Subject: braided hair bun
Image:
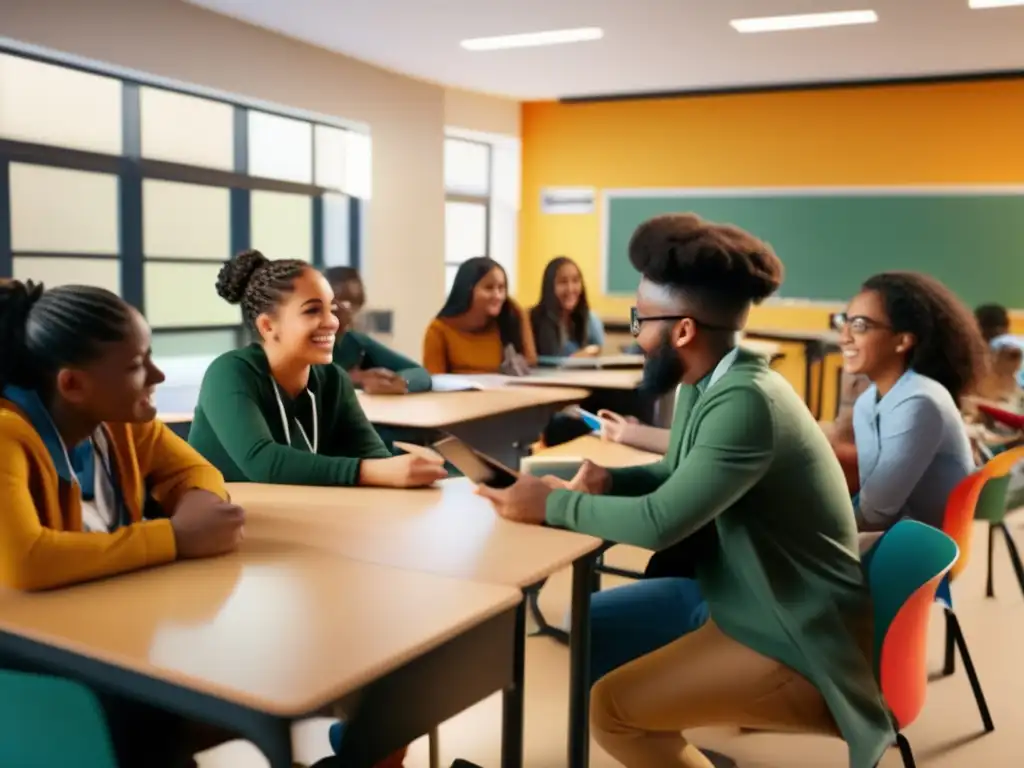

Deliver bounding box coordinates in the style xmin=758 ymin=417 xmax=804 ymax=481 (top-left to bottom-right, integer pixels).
xmin=216 ymin=249 xmax=269 ymax=304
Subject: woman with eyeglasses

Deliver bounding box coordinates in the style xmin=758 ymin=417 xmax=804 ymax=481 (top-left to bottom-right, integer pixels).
xmin=834 ymin=272 xmax=985 ymax=532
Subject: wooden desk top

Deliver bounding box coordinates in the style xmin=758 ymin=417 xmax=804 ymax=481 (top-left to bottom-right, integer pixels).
xmin=227 ymin=479 xmax=603 ymax=589
xmin=745 ymin=328 xmax=841 ymax=347
xmin=511 ymin=369 xmax=643 ymax=391
xmin=531 ymin=435 xmax=661 ymax=468
xmin=357 ymin=386 xmax=590 ymax=428
xmin=0 ymin=542 xmax=519 ymax=716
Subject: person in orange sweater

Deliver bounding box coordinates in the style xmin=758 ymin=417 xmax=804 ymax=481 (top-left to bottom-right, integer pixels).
xmin=423 ymin=256 xmax=536 ymax=374
xmin=0 ymin=279 xmax=244 ymax=767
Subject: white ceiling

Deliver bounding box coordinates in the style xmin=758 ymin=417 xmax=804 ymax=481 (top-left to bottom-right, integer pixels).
xmin=186 ymin=0 xmax=1024 ymax=100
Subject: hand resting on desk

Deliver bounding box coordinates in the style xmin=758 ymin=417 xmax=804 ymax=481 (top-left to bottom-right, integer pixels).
xmin=171 ymin=489 xmax=246 ymax=559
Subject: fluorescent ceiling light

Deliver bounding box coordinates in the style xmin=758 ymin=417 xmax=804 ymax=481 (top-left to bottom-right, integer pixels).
xmin=730 ymin=10 xmax=879 ymax=33
xmin=461 ymin=27 xmax=603 ymax=51
xmin=969 ymin=0 xmax=1024 ymax=8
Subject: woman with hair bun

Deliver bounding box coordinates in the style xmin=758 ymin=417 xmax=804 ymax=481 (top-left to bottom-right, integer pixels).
xmin=0 ymin=278 xmax=245 ymax=766
xmin=188 ymin=250 xmax=446 ymax=490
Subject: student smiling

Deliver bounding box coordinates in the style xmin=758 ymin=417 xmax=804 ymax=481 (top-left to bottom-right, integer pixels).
xmin=188 ymin=250 xmax=446 ymax=489
xmin=836 ymin=272 xmax=985 ymax=532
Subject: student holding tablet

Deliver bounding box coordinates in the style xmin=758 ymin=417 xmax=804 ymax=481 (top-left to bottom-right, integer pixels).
xmin=188 ymin=250 xmax=446 ymax=489
xmin=0 ymin=280 xmax=244 ymax=767
xmin=477 ymin=214 xmax=892 ymax=768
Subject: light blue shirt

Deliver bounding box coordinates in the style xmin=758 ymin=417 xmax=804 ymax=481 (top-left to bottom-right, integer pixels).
xmin=853 ymin=369 xmax=974 ymax=531
xmin=560 ymin=313 xmax=606 ymax=356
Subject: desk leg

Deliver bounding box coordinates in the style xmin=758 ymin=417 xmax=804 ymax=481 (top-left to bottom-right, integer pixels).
xmin=501 ymin=600 xmax=527 ymax=768
xmin=568 ymin=554 xmax=597 ymax=768
xmin=249 ymin=719 xmax=296 ymax=768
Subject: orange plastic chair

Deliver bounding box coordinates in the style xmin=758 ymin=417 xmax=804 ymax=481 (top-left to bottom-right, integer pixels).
xmin=933 ymin=471 xmax=994 ymax=731
xmin=976 ymin=446 xmax=1024 ymax=599
xmin=865 ymin=519 xmax=959 ymax=767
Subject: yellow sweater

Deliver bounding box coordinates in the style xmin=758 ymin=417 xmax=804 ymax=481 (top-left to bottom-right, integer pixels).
xmin=0 ymin=399 xmax=228 ymax=591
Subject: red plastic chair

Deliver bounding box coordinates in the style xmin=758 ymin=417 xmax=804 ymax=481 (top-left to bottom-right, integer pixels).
xmin=934 ymin=471 xmax=995 ymax=732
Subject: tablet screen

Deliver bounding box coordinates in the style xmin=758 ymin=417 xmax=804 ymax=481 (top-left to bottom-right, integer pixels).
xmin=433 ymin=436 xmax=518 ymax=489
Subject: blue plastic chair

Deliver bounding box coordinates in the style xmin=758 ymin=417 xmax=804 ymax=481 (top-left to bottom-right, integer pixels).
xmin=0 ymin=671 xmax=117 ymax=768
xmin=864 ymin=519 xmax=960 ymax=767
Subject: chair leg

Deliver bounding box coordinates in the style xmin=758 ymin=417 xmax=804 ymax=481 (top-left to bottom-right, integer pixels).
xmin=895 ymin=733 xmax=916 ymax=768
xmin=428 ymin=728 xmax=440 ymax=768
xmin=986 ymin=523 xmax=997 ymax=598
xmin=998 ymin=523 xmax=1024 ymax=599
xmin=947 ymin=610 xmax=996 ymax=732
xmin=942 ymin=608 xmax=956 ymax=677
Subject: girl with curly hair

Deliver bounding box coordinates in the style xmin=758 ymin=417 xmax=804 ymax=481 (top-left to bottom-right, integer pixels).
xmin=835 ymin=271 xmax=986 ymax=532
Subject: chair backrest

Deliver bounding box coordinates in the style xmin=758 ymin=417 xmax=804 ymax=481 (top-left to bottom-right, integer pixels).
xmin=0 ymin=671 xmax=117 ymax=768
xmin=972 ymin=445 xmax=1024 ymax=526
xmin=866 ymin=520 xmax=958 ymax=730
xmin=941 ymin=471 xmax=987 ymax=580
xmin=982 ymin=444 xmax=1024 ymax=480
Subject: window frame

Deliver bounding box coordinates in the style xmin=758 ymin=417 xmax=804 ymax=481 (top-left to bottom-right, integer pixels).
xmin=0 ymin=43 xmax=369 ymax=347
xmin=444 ymin=137 xmax=491 ymax=288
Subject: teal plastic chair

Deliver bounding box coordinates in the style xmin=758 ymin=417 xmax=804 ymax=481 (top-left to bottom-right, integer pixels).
xmin=975 ymin=446 xmax=1024 ymax=599
xmin=0 ymin=671 xmax=117 ymax=768
xmin=865 ymin=519 xmax=960 ymax=767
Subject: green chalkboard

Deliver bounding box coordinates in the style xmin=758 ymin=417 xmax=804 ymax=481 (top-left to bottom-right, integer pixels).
xmin=604 ymin=190 xmax=1024 ymax=308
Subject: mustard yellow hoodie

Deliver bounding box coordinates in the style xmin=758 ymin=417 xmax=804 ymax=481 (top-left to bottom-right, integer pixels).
xmin=0 ymin=392 xmax=228 ymax=591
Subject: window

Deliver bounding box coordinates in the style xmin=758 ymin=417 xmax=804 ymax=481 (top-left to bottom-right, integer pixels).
xmin=0 ymin=46 xmax=370 ymax=372
xmin=444 ymin=138 xmax=491 ymax=292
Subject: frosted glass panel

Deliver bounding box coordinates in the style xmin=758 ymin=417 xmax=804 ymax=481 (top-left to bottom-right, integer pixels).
xmin=250 ymin=191 xmax=312 ymax=262
xmin=145 ymin=262 xmax=239 ymax=328
xmin=344 ymin=131 xmax=372 ymax=199
xmin=445 ymin=200 xmax=487 ymax=265
xmin=143 ymin=179 xmax=230 ymax=259
xmin=0 ymin=53 xmax=121 ymax=154
xmin=14 ymin=256 xmax=120 ymax=294
xmin=322 ymin=193 xmax=351 ymax=267
xmin=10 ymin=164 xmax=118 ymax=254
xmin=248 ymin=111 xmax=313 ymax=184
xmin=314 ymin=125 xmax=347 ymax=190
xmin=444 ymin=138 xmax=489 ymax=195
xmin=152 ymin=329 xmax=237 ymax=358
xmin=140 ymin=87 xmax=234 ymax=170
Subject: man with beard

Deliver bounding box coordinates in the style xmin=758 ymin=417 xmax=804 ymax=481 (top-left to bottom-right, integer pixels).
xmin=477 ymin=213 xmax=892 ymax=768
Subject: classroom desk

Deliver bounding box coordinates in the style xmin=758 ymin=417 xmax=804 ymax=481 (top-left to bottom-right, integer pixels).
xmin=358 ymin=386 xmax=589 ymax=469
xmin=744 ymin=328 xmax=841 ymax=420
xmin=227 ymin=479 xmax=604 ymax=768
xmin=530 ymin=434 xmax=661 ymax=468
xmin=0 ymin=542 xmax=521 ymax=768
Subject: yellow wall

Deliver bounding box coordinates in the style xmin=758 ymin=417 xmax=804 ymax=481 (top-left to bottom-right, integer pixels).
xmin=519 ymin=79 xmax=1024 ymax=408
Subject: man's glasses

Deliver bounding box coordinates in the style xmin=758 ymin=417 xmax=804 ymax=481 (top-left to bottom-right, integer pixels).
xmin=630 ymin=307 xmax=735 ymax=337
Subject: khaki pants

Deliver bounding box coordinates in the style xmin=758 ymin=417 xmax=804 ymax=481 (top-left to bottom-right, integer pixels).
xmin=590 ymin=620 xmax=837 ymax=767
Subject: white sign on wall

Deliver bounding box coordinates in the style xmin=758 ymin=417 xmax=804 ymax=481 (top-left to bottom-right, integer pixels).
xmin=541 ymin=187 xmax=596 ymax=214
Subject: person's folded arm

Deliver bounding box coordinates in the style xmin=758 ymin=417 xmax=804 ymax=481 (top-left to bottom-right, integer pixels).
xmin=197 ymin=357 xmax=365 ymax=486
xmin=135 ymin=420 xmax=228 ymax=510
xmin=855 ymin=395 xmax=944 ymax=532
xmin=357 ymin=333 xmax=432 ymax=392
xmin=546 ymin=387 xmax=774 ymax=548
xmin=0 ymin=434 xmax=175 ymax=591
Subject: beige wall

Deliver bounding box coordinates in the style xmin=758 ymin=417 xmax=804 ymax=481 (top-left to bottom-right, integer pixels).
xmin=445 ymin=87 xmax=521 ymax=136
xmin=0 ymin=0 xmax=517 ymax=358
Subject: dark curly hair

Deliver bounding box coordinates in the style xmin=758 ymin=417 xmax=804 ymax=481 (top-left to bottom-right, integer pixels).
xmin=628 ymin=213 xmax=784 ymax=323
xmin=862 ymin=272 xmax=987 ymax=405
xmin=0 ymin=280 xmax=132 ymax=391
xmin=216 ymin=249 xmax=309 ymax=334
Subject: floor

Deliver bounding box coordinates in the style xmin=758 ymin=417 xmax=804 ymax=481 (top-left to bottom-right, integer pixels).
xmin=198 ymin=519 xmax=1024 ymax=768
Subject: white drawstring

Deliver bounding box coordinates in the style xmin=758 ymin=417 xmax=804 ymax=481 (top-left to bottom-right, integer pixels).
xmin=271 ymin=378 xmax=318 ymax=454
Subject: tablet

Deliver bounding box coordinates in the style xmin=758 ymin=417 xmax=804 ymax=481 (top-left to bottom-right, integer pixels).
xmin=432 ymin=435 xmax=518 ymax=489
